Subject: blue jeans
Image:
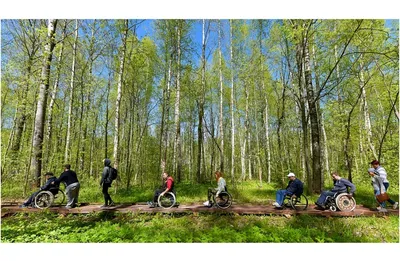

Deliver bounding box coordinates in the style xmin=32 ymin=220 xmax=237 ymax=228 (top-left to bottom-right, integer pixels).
xmin=316 ymin=191 xmax=336 ymax=206
xmin=383 ymin=183 xmax=396 ymax=205
xmin=276 ymin=189 xmax=292 ymax=206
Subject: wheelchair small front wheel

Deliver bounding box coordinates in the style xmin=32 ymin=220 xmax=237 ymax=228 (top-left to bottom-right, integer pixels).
xmin=34 ymin=191 xmax=54 ymax=209
xmin=158 ymin=192 xmax=176 ymax=209
xmin=329 ymin=205 xmax=337 ymax=212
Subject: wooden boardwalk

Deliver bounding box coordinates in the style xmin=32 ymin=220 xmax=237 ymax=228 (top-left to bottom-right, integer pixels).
xmin=1 ymin=202 xmax=398 ymax=218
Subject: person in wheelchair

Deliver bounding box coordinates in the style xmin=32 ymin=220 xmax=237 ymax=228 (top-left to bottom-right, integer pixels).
xmin=315 ymin=172 xmax=355 ymax=210
xmin=148 ymin=172 xmax=174 ymax=208
xmin=203 ymin=171 xmax=226 ymax=207
xmin=20 ymin=172 xmax=58 ymax=208
xmin=272 ymin=172 xmax=303 ymax=208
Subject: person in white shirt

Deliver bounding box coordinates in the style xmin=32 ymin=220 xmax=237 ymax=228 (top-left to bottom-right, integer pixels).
xmin=371 ymin=160 xmax=398 ymax=209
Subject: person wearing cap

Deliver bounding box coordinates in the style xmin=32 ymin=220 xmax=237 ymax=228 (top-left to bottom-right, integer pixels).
xmin=315 ymin=172 xmax=356 ymax=210
xmin=272 ymin=172 xmax=303 ymax=208
xmin=368 ymin=168 xmax=389 ymax=212
xmin=20 ymin=172 xmax=58 ymax=208
xmin=370 ymin=160 xmax=398 ymax=209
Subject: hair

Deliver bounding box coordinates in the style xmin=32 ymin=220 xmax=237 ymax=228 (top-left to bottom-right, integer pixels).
xmin=215 ymin=171 xmax=223 ymax=181
xmin=371 ymin=160 xmax=380 ymax=165
xmin=331 ymin=172 xmax=339 ymax=177
xmin=45 ymin=172 xmax=54 ymax=176
xmin=163 ymin=172 xmax=169 ymax=176
xmin=64 ymin=164 xmax=71 ymax=170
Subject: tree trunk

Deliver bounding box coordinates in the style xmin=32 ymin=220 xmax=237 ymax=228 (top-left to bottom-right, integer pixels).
xmin=30 ymin=19 xmax=58 ymax=187
xmin=113 ymin=19 xmax=128 ymax=170
xmin=173 ymin=21 xmax=182 ymax=182
xmin=229 ymin=19 xmax=235 ymax=183
xmin=46 ymin=21 xmax=67 ymax=167
xmin=64 ymin=19 xmax=78 ymax=163
xmin=218 ymin=20 xmax=224 ymax=173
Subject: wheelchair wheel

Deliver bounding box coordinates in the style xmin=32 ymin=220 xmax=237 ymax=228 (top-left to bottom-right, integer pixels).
xmin=158 ymin=192 xmax=176 ymax=209
xmin=34 ymin=191 xmax=54 ymax=209
xmin=289 ymin=194 xmax=308 ymax=211
xmin=53 ymin=190 xmax=65 ymax=205
xmin=214 ymin=191 xmax=232 ymax=209
xmin=329 ymin=205 xmax=337 ymax=212
xmin=335 ymin=193 xmax=356 ymax=212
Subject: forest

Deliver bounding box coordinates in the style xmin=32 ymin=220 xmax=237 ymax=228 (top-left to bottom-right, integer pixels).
xmin=1 ymin=19 xmax=399 ymax=243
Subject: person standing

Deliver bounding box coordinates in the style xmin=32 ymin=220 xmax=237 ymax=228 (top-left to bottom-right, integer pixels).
xmin=100 ymin=159 xmax=115 ymax=208
xmin=53 ymin=164 xmax=80 ymax=209
xmin=368 ymin=168 xmax=390 ymax=212
xmin=371 ymin=160 xmax=398 ymax=209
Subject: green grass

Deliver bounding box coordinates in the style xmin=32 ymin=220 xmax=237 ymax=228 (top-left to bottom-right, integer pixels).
xmin=2 ymin=180 xmax=398 ymax=243
xmin=1 ymin=211 xmax=398 ymax=243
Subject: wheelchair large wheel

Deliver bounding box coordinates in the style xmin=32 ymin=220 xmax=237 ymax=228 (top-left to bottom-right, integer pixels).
xmin=335 ymin=193 xmax=356 ymax=212
xmin=34 ymin=191 xmax=54 ymax=209
xmin=290 ymin=194 xmax=308 ymax=211
xmin=158 ymin=192 xmax=176 ymax=209
xmin=53 ymin=190 xmax=65 ymax=205
xmin=213 ymin=191 xmax=232 ymax=209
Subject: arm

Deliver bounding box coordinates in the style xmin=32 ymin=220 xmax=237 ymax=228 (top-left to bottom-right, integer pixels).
xmin=343 ymin=179 xmax=356 ymax=194
xmin=160 ymin=179 xmax=172 ymax=196
xmin=100 ymin=167 xmax=108 ymax=185
xmin=40 ymin=179 xmax=53 ymax=191
xmin=52 ymin=173 xmax=64 ymax=186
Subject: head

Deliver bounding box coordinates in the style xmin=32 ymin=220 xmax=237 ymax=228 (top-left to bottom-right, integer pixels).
xmin=370 ymin=160 xmax=380 ymax=169
xmin=287 ymin=172 xmax=296 ymax=181
xmin=44 ymin=172 xmax=54 ymax=180
xmin=103 ymin=158 xmax=111 ymax=167
xmin=331 ymin=172 xmax=341 ymax=181
xmin=215 ymin=171 xmax=223 ymax=181
xmin=162 ymin=172 xmax=169 ymax=180
xmin=64 ymin=164 xmax=71 ymax=171
xmin=368 ymin=168 xmax=377 ymax=177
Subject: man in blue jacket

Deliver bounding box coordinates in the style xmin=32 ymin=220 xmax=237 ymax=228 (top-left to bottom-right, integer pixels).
xmin=20 ymin=172 xmax=58 ymax=208
xmin=273 ymin=172 xmax=303 ymax=208
xmin=315 ymin=172 xmax=356 ymax=210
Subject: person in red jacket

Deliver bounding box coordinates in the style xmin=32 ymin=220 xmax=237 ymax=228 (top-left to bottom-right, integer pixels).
xmin=148 ymin=172 xmax=174 ymax=208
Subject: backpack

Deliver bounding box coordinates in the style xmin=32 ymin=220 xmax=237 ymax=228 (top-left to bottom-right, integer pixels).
xmin=109 ymin=167 xmax=118 ymax=181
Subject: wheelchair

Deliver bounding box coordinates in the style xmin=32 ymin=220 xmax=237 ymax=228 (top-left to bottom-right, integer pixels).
xmin=283 ymin=193 xmax=308 ymax=210
xmin=324 ymin=192 xmax=356 ymax=212
xmin=206 ymin=190 xmax=233 ymax=209
xmin=34 ymin=188 xmax=65 ymax=209
xmin=157 ymin=191 xmax=178 ymax=209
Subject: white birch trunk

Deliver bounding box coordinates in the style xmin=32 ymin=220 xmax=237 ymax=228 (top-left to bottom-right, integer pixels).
xmin=173 ymin=22 xmax=181 ymax=179
xmin=113 ymin=20 xmax=128 ymax=170
xmin=230 ymin=19 xmax=235 ymax=181
xmin=218 ymin=20 xmax=224 ymax=172
xmin=64 ymin=19 xmax=78 ymax=163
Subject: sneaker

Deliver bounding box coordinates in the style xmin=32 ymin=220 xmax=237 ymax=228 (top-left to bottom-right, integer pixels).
xmin=393 ymin=202 xmax=398 ymax=210
xmin=273 ymin=202 xmax=281 ymax=208
xmin=376 ymin=206 xmax=382 ymax=211
xmin=203 ymin=201 xmax=210 ymax=206
xmin=19 ymin=204 xmax=27 ymax=208
xmin=149 ymin=203 xmax=156 ymax=208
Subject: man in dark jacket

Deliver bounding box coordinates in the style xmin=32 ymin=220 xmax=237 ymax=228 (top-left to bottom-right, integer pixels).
xmin=315 ymin=172 xmax=356 ymax=209
xmin=52 ymin=164 xmax=80 ymax=209
xmin=273 ymin=172 xmax=303 ymax=208
xmin=100 ymin=158 xmax=115 ymax=208
xmin=20 ymin=172 xmax=58 ymax=208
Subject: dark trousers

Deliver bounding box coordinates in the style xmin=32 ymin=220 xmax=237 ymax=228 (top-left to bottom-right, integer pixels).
xmin=102 ymin=183 xmax=113 ymax=205
xmin=24 ymin=191 xmax=40 ymax=206
xmin=208 ymin=188 xmax=217 ymax=201
xmin=153 ymin=189 xmax=164 ymax=203
xmin=383 ymin=183 xmax=396 ymax=205
xmin=316 ymin=191 xmax=336 ymax=206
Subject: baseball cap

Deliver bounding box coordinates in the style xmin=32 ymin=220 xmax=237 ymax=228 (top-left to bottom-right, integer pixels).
xmin=287 ymin=172 xmax=295 ymax=177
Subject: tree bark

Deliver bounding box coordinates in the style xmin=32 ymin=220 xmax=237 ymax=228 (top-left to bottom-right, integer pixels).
xmin=31 ymin=19 xmax=58 ymax=187
xmin=218 ymin=20 xmax=225 ymax=173
xmin=113 ymin=19 xmax=128 ymax=170
xmin=229 ymin=19 xmax=235 ymax=183
xmin=64 ymin=19 xmax=78 ymax=163
xmin=173 ymin=21 xmax=182 ymax=182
